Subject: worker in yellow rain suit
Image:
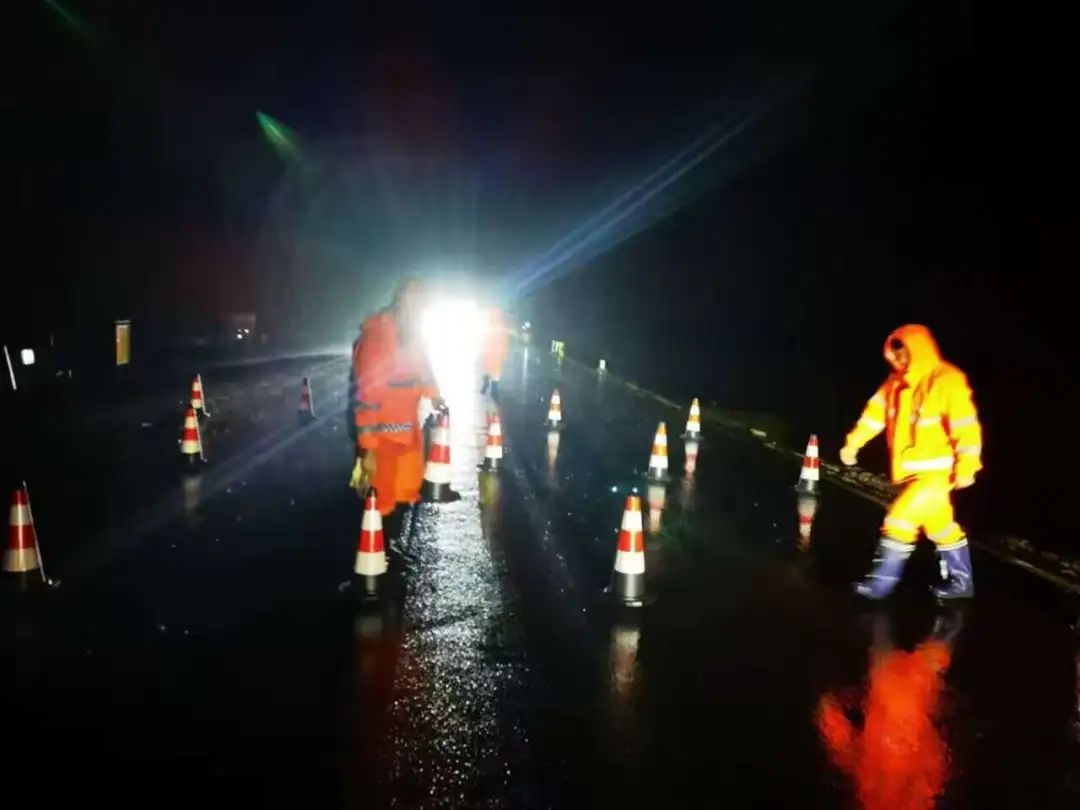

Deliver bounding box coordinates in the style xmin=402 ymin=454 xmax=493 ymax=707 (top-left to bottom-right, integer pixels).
xmin=841 ymin=325 xmax=982 ymax=599
xmin=350 ymin=279 xmax=442 ymax=516
xmin=480 ymin=306 xmax=509 ymax=399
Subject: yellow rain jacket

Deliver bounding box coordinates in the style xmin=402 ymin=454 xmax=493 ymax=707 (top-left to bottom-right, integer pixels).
xmin=845 ymin=325 xmax=982 ymax=485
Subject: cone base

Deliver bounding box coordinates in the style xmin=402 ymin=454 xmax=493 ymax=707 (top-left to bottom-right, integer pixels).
xmin=795 ymin=480 xmax=820 ymax=496
xmin=606 ymin=572 xmax=648 ymax=607
xmin=681 ymin=431 xmax=703 ymax=442
xmin=478 ymin=458 xmax=501 ymax=472
xmin=297 ymin=410 xmax=316 ymax=424
xmin=3 ymin=547 xmax=41 ymax=574
xmin=182 ymin=452 xmax=204 ymax=465
xmin=544 ymin=420 xmax=563 ymax=431
xmin=351 ymin=574 xmax=383 ymax=601
xmin=420 ymin=480 xmax=462 ymax=503
xmin=644 ymin=470 xmax=670 ymax=483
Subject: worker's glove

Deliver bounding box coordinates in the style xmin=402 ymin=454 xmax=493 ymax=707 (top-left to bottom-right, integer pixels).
xmin=839 ymin=446 xmax=858 ymax=467
xmin=953 ymin=475 xmax=975 ymax=490
xmin=349 ymin=450 xmax=377 ymax=491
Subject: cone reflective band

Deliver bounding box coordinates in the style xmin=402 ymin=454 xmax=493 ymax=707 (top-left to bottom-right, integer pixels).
xmin=354 ymin=489 xmax=387 ymax=577
xmin=683 ymin=398 xmax=701 ymax=439
xmin=190 ymin=374 xmax=205 ymax=412
xmin=421 ymin=412 xmax=453 ymax=501
xmin=611 ymin=495 xmax=646 ymax=604
xmin=647 ymin=422 xmax=669 ymax=480
xmin=546 ymin=389 xmax=563 ymax=428
xmin=4 ymin=487 xmax=40 ymax=573
xmin=298 ymin=376 xmax=315 ymax=418
xmin=685 ymin=439 xmax=700 ymax=477
xmin=482 ymin=411 xmax=503 ymax=470
xmin=180 ymin=406 xmax=203 ymax=461
xmin=795 ymin=434 xmax=820 ymax=494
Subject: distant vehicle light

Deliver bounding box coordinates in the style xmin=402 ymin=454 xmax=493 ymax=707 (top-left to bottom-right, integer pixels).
xmin=20 ymin=349 xmax=35 ymax=366
xmin=421 ymin=298 xmax=481 ymax=399
xmin=236 ymin=331 xmax=244 ymax=340
xmin=243 ymin=328 xmax=251 ymax=334
xmin=522 ymin=321 xmax=531 ymax=330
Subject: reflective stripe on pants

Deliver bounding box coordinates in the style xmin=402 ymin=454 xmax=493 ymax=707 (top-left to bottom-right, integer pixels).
xmin=881 ymin=474 xmax=966 ymax=545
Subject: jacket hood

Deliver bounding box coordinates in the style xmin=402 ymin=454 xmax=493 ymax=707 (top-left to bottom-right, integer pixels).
xmin=885 ymin=324 xmax=942 ymax=384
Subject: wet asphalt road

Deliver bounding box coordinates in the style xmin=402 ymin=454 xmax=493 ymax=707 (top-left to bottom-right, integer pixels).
xmin=2 ymin=347 xmax=1078 ymax=808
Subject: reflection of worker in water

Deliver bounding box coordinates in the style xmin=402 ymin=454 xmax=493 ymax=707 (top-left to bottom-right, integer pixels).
xmin=816 ymin=610 xmax=963 ymax=810
xmin=480 ymin=306 xmax=509 ymax=400
xmin=350 ymin=279 xmax=443 ymax=515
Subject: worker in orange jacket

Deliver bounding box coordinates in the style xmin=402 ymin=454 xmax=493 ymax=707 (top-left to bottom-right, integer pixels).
xmin=841 ymin=325 xmax=982 ymax=599
xmin=480 ymin=306 xmax=509 ymax=399
xmin=816 ymin=610 xmax=962 ymax=810
xmin=350 ymin=279 xmax=442 ymax=516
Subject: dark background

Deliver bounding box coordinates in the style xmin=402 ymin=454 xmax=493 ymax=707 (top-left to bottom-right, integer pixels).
xmin=10 ymin=1 xmax=1077 ymax=544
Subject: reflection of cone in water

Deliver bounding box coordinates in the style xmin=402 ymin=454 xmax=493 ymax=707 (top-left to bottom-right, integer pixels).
xmin=646 ymin=483 xmax=666 ymax=534
xmin=190 ymin=374 xmax=209 ymax=415
xmin=182 ymin=474 xmax=202 ymax=523
xmin=546 ymin=389 xmax=563 ymax=429
xmin=795 ymin=434 xmax=820 ymax=494
xmin=546 ymin=429 xmax=560 ymax=480
xmin=684 ymin=439 xmax=700 ymax=477
xmin=298 ymin=376 xmax=315 ymax=421
xmin=420 ymin=413 xmax=455 ymax=502
xmin=609 ymin=621 xmax=641 ymax=700
xmin=354 ymin=488 xmax=387 ymax=598
xmin=682 ymin=398 xmax=702 ymax=440
xmin=608 ymin=496 xmax=646 ymax=605
xmin=646 ymin=422 xmax=669 ymax=481
xmin=4 ymin=486 xmax=40 ymax=573
xmin=180 ymin=406 xmax=205 ymax=463
xmin=480 ymin=411 xmax=503 ymax=471
xmin=797 ymin=494 xmax=819 ymax=550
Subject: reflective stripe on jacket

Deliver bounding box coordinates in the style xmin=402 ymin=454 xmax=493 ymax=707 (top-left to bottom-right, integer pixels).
xmin=845 ymin=324 xmax=983 ymax=484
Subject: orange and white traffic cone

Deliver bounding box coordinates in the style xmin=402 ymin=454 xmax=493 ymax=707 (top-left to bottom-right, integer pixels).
xmin=480 ymin=410 xmax=503 ymax=471
xmin=795 ymin=434 xmax=820 ymax=495
xmin=681 ymin=398 xmax=702 ymax=440
xmin=421 ymin=412 xmax=454 ymax=502
xmin=545 ymin=389 xmax=563 ymax=430
xmin=354 ymin=488 xmax=387 ymax=598
xmin=684 ymin=439 xmax=700 ymax=478
xmin=190 ymin=374 xmax=210 ymax=416
xmin=608 ymin=495 xmax=646 ymax=605
xmin=645 ymin=422 xmax=669 ymax=481
xmin=298 ymin=376 xmax=315 ymax=422
xmin=4 ymin=486 xmax=40 ymax=574
xmin=180 ymin=406 xmax=205 ymax=463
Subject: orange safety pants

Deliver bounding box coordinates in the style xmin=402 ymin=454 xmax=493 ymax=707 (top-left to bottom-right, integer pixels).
xmin=371 ymin=440 xmax=425 ymax=516
xmin=881 ymin=474 xmax=965 ymax=546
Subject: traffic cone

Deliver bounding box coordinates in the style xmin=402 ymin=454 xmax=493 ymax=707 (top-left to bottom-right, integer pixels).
xmin=608 ymin=495 xmax=646 ymax=605
xmin=190 ymin=374 xmax=209 ymax=416
xmin=480 ymin=410 xmax=503 ymax=471
xmin=420 ymin=412 xmax=454 ymax=502
xmin=646 ymin=422 xmax=669 ymax=481
xmin=4 ymin=486 xmax=40 ymax=574
xmin=684 ymin=439 xmax=700 ymax=477
xmin=682 ymin=398 xmax=702 ymax=440
xmin=545 ymin=389 xmax=563 ymax=429
xmin=795 ymin=434 xmax=820 ymax=494
xmin=354 ymin=488 xmax=387 ymax=598
xmin=298 ymin=376 xmax=315 ymax=422
xmin=180 ymin=406 xmax=205 ymax=463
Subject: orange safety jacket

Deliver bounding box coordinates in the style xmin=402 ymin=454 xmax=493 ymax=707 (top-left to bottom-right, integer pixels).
xmin=352 ymin=310 xmax=438 ymax=451
xmin=846 ymin=325 xmax=983 ymax=485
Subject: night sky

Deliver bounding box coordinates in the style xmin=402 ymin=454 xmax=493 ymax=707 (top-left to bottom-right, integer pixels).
xmin=12 ymin=1 xmax=1077 ymax=522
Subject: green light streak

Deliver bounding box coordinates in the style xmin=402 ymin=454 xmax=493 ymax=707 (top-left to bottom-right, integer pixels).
xmin=256 ymin=111 xmax=302 ymax=162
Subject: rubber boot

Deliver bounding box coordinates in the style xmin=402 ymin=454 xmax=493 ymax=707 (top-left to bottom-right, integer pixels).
xmin=931 ymin=539 xmax=975 ymax=600
xmin=489 ymin=378 xmax=500 ymax=401
xmin=854 ymin=537 xmax=913 ymax=600
xmin=480 ymin=374 xmax=491 ymax=395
